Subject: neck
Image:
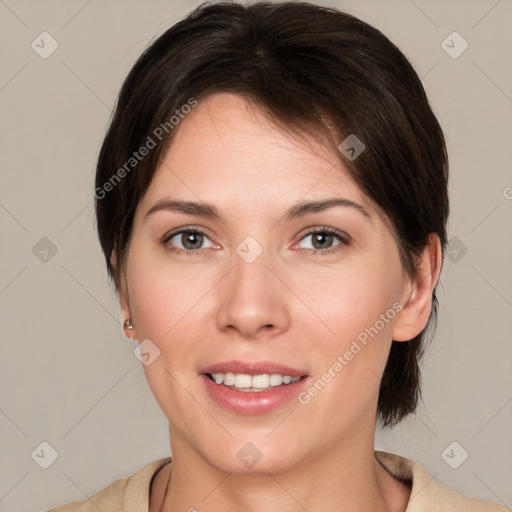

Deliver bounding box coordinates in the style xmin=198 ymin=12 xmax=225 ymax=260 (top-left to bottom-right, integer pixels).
xmin=160 ymin=430 xmax=410 ymax=512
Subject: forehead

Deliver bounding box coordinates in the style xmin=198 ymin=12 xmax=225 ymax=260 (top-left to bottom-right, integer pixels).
xmin=140 ymin=92 xmax=370 ymax=211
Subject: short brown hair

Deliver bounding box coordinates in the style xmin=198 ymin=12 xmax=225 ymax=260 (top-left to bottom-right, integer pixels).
xmin=95 ymin=1 xmax=449 ymax=428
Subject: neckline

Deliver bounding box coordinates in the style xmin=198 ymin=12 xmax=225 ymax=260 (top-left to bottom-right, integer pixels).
xmin=148 ymin=457 xmax=173 ymax=510
xmin=375 ymin=451 xmax=413 ymax=487
xmin=149 ymin=453 xmax=412 ymax=510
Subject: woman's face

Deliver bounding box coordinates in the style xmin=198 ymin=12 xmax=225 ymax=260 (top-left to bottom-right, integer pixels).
xmin=121 ymin=92 xmax=414 ymax=473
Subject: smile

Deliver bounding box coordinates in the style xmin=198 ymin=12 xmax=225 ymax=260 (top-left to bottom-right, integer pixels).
xmin=200 ymin=362 xmax=310 ymax=415
xmin=207 ymin=372 xmax=303 ymax=391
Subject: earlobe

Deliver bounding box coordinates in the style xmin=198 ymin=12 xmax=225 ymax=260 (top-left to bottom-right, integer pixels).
xmin=392 ymin=234 xmax=442 ymax=342
xmin=111 ymin=249 xmax=134 ymax=338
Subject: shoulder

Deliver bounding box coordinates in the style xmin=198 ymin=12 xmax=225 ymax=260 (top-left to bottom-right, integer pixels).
xmin=375 ymin=451 xmax=510 ymax=512
xmin=46 ymin=456 xmax=173 ymax=512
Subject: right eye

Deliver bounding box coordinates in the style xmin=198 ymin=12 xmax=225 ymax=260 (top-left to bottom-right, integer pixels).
xmin=163 ymin=228 xmax=216 ymax=255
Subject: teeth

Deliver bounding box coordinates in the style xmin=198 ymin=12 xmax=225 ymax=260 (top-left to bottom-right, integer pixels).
xmin=223 ymin=372 xmax=235 ymax=386
xmin=269 ymin=373 xmax=283 ymax=386
xmin=234 ymin=374 xmax=252 ymax=388
xmin=210 ymin=372 xmax=301 ymax=391
xmin=251 ymin=374 xmax=270 ymax=388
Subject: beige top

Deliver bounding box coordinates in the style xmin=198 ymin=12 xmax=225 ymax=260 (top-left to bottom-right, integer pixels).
xmin=48 ymin=451 xmax=509 ymax=512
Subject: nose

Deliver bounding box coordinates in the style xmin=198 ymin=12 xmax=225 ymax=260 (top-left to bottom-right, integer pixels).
xmin=215 ymin=246 xmax=291 ymax=339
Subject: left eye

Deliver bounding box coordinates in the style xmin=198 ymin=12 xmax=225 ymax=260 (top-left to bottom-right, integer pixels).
xmin=297 ymin=229 xmax=345 ymax=251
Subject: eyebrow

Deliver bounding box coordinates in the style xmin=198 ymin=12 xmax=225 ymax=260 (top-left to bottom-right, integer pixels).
xmin=144 ymin=197 xmax=372 ymax=223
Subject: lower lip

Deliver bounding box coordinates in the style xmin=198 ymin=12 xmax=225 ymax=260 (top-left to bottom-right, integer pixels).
xmin=201 ymin=374 xmax=309 ymax=415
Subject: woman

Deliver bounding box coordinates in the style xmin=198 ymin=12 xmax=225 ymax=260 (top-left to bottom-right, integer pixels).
xmin=49 ymin=1 xmax=508 ymax=511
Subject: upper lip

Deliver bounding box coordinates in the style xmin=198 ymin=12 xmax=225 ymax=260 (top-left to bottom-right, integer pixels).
xmin=200 ymin=360 xmax=308 ymax=378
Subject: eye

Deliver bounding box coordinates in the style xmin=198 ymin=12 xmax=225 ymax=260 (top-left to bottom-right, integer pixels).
xmin=163 ymin=228 xmax=215 ymax=254
xmin=296 ymin=227 xmax=349 ymax=255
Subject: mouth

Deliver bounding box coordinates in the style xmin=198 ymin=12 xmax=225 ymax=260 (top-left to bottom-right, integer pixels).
xmin=205 ymin=372 xmax=305 ymax=392
xmin=199 ymin=361 xmax=310 ymax=415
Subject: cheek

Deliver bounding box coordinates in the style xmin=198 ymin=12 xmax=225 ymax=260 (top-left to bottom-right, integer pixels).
xmin=303 ymin=259 xmax=402 ymax=346
xmin=127 ymin=248 xmax=215 ymax=341
xmin=298 ymin=253 xmax=403 ymax=401
xmin=125 ymin=248 xmax=217 ymax=408
xmin=125 ymin=253 xmax=207 ymax=418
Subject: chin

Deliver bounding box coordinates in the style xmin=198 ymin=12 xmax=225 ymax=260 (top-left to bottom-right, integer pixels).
xmin=195 ymin=434 xmax=305 ymax=476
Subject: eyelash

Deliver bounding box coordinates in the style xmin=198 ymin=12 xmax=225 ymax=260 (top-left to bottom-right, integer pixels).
xmin=161 ymin=226 xmax=350 ymax=257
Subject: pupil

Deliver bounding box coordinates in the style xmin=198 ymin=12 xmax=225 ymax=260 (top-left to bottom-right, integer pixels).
xmin=183 ymin=232 xmax=202 ymax=249
xmin=314 ymin=233 xmax=332 ymax=249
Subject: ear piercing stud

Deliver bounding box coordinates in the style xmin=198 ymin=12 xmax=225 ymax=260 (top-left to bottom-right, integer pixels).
xmin=123 ymin=319 xmax=134 ymax=338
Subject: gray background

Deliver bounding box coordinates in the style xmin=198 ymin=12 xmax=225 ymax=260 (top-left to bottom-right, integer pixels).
xmin=0 ymin=0 xmax=511 ymax=511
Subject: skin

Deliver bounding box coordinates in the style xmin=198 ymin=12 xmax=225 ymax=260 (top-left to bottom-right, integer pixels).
xmin=113 ymin=92 xmax=442 ymax=512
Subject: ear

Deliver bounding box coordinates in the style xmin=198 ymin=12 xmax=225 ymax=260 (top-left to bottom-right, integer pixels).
xmin=392 ymin=234 xmax=443 ymax=342
xmin=110 ymin=249 xmax=132 ymax=333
